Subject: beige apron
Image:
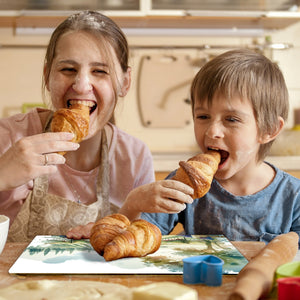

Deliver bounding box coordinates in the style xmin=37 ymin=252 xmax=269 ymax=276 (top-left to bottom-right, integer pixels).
xmin=8 ymin=128 xmax=116 ymax=242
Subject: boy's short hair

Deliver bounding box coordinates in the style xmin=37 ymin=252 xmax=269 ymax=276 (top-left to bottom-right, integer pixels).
xmin=190 ymin=48 xmax=289 ymax=162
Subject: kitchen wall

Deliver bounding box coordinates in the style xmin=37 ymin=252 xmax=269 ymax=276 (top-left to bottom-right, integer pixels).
xmin=0 ymin=19 xmax=299 ymax=171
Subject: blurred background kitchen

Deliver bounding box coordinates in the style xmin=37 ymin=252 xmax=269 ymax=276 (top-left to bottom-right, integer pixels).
xmin=0 ymin=0 xmax=300 ymax=179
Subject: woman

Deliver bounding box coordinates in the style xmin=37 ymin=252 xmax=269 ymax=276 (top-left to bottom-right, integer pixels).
xmin=0 ymin=11 xmax=154 ymax=242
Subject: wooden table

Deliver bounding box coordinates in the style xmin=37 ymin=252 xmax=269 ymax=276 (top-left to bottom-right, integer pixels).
xmin=0 ymin=241 xmax=274 ymax=299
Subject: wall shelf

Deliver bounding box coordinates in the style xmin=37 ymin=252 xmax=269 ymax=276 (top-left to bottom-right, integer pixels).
xmin=0 ymin=11 xmax=300 ymax=31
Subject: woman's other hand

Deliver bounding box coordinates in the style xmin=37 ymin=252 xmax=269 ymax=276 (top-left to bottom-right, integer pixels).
xmin=66 ymin=222 xmax=95 ymax=239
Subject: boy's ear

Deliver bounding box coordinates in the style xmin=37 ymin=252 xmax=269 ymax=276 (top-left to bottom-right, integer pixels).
xmin=259 ymin=116 xmax=285 ymax=144
xmin=119 ymin=67 xmax=131 ymax=97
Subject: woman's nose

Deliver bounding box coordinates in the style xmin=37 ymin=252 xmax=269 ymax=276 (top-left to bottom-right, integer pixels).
xmin=72 ymin=73 xmax=92 ymax=94
xmin=205 ymin=121 xmax=224 ymax=139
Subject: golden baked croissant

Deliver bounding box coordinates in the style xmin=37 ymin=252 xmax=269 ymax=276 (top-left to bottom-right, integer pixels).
xmin=103 ymin=219 xmax=162 ymax=261
xmin=89 ymin=214 xmax=162 ymax=261
xmin=90 ymin=214 xmax=130 ymax=255
xmin=51 ymin=103 xmax=89 ymax=154
xmin=173 ymin=150 xmax=220 ymax=199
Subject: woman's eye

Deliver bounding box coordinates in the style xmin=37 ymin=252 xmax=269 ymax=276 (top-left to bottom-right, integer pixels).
xmin=61 ymin=67 xmax=76 ymax=73
xmin=94 ymin=69 xmax=109 ymax=75
xmin=196 ymin=114 xmax=209 ymax=120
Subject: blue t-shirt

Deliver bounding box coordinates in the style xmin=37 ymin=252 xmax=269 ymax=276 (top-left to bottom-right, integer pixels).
xmin=142 ymin=163 xmax=300 ymax=247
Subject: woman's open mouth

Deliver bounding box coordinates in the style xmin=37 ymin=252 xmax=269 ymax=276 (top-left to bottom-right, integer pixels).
xmin=67 ymin=99 xmax=97 ymax=114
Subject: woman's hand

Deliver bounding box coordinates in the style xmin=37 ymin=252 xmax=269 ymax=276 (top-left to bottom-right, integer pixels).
xmin=0 ymin=132 xmax=79 ymax=191
xmin=66 ymin=222 xmax=94 ymax=239
xmin=119 ymin=180 xmax=194 ymax=221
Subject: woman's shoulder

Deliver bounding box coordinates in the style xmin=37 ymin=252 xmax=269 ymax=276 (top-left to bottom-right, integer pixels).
xmin=0 ymin=108 xmax=49 ymax=136
xmin=108 ymin=123 xmax=151 ymax=153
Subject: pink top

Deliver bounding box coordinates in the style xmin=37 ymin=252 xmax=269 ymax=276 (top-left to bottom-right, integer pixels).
xmin=0 ymin=108 xmax=155 ymax=224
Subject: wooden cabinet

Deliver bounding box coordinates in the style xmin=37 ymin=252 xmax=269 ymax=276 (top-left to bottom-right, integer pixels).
xmin=287 ymin=171 xmax=300 ymax=179
xmin=155 ymin=170 xmax=300 ymax=181
xmin=1 ymin=0 xmax=300 ymax=30
xmin=155 ymin=172 xmax=170 ymax=181
xmin=1 ymin=13 xmax=300 ymax=30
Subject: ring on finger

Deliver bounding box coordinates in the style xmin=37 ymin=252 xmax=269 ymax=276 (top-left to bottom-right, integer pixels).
xmin=44 ymin=154 xmax=49 ymax=166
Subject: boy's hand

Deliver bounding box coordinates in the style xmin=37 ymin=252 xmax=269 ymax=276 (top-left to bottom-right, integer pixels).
xmin=119 ymin=180 xmax=194 ymax=220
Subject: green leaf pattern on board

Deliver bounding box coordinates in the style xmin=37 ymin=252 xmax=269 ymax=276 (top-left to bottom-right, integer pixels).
xmin=25 ymin=236 xmax=93 ymax=256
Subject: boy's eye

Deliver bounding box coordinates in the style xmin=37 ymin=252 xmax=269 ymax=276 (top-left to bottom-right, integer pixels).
xmin=226 ymin=116 xmax=240 ymax=123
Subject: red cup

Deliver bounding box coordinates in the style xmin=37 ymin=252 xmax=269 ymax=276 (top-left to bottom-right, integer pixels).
xmin=277 ymin=277 xmax=300 ymax=300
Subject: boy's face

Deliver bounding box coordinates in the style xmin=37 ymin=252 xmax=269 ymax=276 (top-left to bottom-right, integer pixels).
xmin=193 ymin=92 xmax=266 ymax=181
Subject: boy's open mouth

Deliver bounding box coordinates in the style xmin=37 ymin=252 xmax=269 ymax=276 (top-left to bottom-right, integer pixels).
xmin=208 ymin=147 xmax=229 ymax=166
xmin=67 ymin=99 xmax=97 ymax=114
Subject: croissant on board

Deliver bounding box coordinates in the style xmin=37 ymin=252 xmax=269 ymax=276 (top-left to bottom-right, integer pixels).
xmin=90 ymin=214 xmax=162 ymax=261
xmin=51 ymin=103 xmax=90 ymax=155
xmin=90 ymin=214 xmax=131 ymax=255
xmin=172 ymin=150 xmax=221 ymax=199
xmin=103 ymin=219 xmax=162 ymax=261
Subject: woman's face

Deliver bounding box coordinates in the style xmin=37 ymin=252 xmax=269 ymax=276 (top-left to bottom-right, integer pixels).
xmin=46 ymin=30 xmax=130 ymax=138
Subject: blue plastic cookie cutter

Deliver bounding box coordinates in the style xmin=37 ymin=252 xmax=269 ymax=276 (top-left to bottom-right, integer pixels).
xmin=183 ymin=255 xmax=224 ymax=286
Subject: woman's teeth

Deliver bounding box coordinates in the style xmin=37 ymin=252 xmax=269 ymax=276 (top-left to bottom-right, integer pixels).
xmin=67 ymin=100 xmax=97 ymax=114
xmin=68 ymin=100 xmax=94 ymax=107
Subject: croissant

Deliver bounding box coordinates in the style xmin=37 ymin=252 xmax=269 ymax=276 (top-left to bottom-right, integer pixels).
xmin=51 ymin=103 xmax=90 ymax=154
xmin=103 ymin=219 xmax=162 ymax=261
xmin=173 ymin=150 xmax=220 ymax=199
xmin=90 ymin=214 xmax=131 ymax=255
xmin=89 ymin=214 xmax=162 ymax=261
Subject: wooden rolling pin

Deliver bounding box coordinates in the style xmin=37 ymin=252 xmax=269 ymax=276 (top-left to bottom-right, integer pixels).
xmin=228 ymin=232 xmax=299 ymax=300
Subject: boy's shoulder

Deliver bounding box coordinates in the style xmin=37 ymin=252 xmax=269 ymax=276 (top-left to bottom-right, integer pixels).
xmin=265 ymin=163 xmax=300 ymax=198
xmin=270 ymin=163 xmax=300 ymax=183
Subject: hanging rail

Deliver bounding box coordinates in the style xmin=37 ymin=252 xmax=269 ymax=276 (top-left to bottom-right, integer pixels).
xmin=0 ymin=42 xmax=293 ymax=50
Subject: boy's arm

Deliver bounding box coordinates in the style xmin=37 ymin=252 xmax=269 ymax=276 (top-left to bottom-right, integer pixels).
xmin=118 ymin=180 xmax=194 ymax=222
xmin=141 ymin=211 xmax=179 ymax=235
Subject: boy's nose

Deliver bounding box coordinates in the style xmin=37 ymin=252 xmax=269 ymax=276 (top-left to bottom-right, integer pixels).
xmin=72 ymin=73 xmax=92 ymax=94
xmin=205 ymin=121 xmax=224 ymax=139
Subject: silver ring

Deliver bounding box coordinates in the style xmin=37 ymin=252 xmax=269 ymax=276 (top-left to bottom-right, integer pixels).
xmin=44 ymin=154 xmax=48 ymax=166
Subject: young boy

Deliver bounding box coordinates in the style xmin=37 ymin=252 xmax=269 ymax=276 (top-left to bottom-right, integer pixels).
xmin=68 ymin=49 xmax=300 ymax=246
xmin=123 ymin=49 xmax=300 ymax=246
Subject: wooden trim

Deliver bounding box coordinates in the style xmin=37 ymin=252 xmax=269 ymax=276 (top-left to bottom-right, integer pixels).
xmin=0 ymin=14 xmax=299 ymax=29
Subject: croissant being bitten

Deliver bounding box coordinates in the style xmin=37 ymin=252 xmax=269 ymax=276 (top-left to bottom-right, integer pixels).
xmin=173 ymin=150 xmax=221 ymax=199
xmin=51 ymin=103 xmax=90 ymax=154
xmin=90 ymin=214 xmax=162 ymax=261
